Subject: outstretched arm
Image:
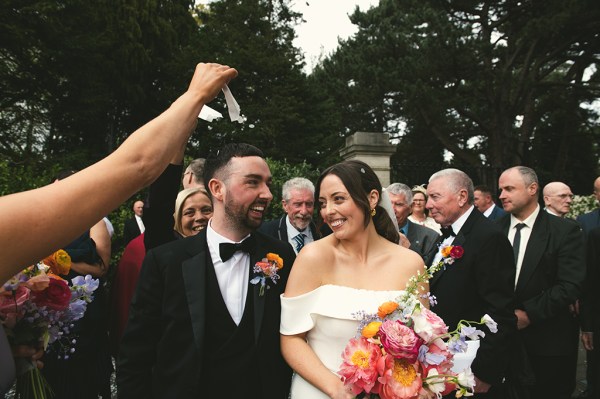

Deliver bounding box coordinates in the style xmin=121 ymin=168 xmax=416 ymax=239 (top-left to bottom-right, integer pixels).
xmin=0 ymin=63 xmax=237 ymax=284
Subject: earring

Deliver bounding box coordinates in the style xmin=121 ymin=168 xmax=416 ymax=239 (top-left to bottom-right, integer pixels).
xmin=370 ymin=208 xmax=376 ymax=216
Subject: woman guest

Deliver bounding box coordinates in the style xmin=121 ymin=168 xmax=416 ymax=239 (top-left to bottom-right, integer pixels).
xmin=280 ymin=160 xmax=426 ymax=399
xmin=408 ymin=185 xmax=441 ymax=234
xmin=173 ymin=187 xmax=213 ymax=238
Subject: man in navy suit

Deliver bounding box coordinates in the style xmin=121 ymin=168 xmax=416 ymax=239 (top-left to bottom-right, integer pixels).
xmin=473 ymin=185 xmax=506 ymax=221
xmin=387 ymin=182 xmax=439 ymax=261
xmin=118 ymin=143 xmax=295 ymax=399
xmin=498 ymin=166 xmax=585 ymax=399
xmin=577 ymin=176 xmax=600 ymax=234
xmin=424 ymin=169 xmax=516 ymax=397
xmin=259 ymin=177 xmax=318 ymax=254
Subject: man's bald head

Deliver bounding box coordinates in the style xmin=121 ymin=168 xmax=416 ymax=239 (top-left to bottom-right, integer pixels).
xmin=543 ymin=181 xmax=573 ymax=217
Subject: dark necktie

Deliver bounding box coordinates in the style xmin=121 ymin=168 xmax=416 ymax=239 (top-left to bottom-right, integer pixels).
xmin=440 ymin=225 xmax=455 ymax=239
xmin=512 ymin=223 xmax=526 ymax=263
xmin=293 ymin=233 xmax=306 ymax=252
xmin=219 ymin=235 xmax=256 ymax=262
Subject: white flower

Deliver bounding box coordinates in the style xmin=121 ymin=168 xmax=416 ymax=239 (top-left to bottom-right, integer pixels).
xmin=481 ymin=314 xmax=498 ymax=333
xmin=425 ymin=368 xmax=446 ymax=396
xmin=457 ymin=368 xmax=476 ymax=388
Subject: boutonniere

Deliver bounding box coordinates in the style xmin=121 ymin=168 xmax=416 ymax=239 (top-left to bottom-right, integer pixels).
xmin=250 ymin=253 xmax=283 ymax=296
xmin=434 ymin=245 xmax=464 ymax=271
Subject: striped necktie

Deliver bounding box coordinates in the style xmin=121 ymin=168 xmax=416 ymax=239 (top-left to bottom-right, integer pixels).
xmin=293 ymin=233 xmax=306 ymax=253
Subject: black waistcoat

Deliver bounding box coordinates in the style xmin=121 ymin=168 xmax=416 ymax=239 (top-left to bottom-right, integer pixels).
xmin=201 ymin=259 xmax=261 ymax=397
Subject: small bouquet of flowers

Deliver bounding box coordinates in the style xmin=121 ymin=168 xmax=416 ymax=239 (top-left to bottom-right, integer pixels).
xmin=0 ymin=250 xmax=99 ymax=399
xmin=251 ymin=253 xmax=283 ymax=296
xmin=338 ymin=245 xmax=497 ymax=398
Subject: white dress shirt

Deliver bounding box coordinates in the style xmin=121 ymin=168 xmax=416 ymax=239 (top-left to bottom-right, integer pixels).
xmin=508 ymin=205 xmax=540 ymax=287
xmin=430 ymin=206 xmax=474 ymax=266
xmin=285 ymin=217 xmax=313 ymax=254
xmin=206 ymin=220 xmax=250 ymax=325
xmin=135 ymin=214 xmax=145 ymax=233
xmin=483 ymin=203 xmax=496 ymax=218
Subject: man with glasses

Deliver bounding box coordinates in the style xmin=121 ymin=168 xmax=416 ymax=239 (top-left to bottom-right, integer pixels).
xmin=543 ymin=181 xmax=574 ymax=218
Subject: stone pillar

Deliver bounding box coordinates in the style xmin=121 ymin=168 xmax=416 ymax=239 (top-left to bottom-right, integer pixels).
xmin=339 ymin=132 xmax=396 ymax=187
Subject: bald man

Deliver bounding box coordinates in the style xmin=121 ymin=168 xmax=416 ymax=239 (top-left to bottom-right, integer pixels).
xmin=543 ymin=182 xmax=573 ymax=218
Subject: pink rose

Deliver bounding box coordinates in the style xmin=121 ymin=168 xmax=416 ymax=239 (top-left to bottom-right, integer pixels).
xmin=450 ymin=246 xmax=464 ymax=259
xmin=411 ymin=307 xmax=449 ymax=342
xmin=22 ymin=273 xmax=50 ymax=292
xmin=0 ymin=286 xmax=31 ymax=327
xmin=31 ymin=277 xmax=71 ymax=311
xmin=379 ymin=320 xmax=423 ymax=363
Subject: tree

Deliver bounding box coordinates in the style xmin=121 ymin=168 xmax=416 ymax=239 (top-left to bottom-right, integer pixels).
xmin=311 ymin=0 xmax=600 ymax=189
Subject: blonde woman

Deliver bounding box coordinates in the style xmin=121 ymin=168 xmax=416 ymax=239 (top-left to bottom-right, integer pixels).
xmin=173 ymin=187 xmax=213 ymax=238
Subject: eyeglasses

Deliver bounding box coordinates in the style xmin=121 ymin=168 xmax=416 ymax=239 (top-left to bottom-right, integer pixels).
xmin=549 ymin=194 xmax=574 ymax=200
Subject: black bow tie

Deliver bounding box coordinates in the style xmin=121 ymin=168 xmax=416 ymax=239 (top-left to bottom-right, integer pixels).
xmin=440 ymin=226 xmax=456 ymax=239
xmin=219 ymin=235 xmax=256 ymax=262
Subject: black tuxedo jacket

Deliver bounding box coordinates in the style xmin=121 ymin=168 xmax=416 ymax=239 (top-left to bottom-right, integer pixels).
xmin=498 ymin=210 xmax=585 ymax=356
xmin=581 ymin=227 xmax=600 ymax=334
xmin=123 ymin=217 xmax=142 ymax=246
xmin=425 ymin=209 xmax=516 ymax=386
xmin=116 ymin=230 xmax=295 ymax=399
xmin=406 ymin=219 xmax=439 ymax=261
xmin=258 ymin=215 xmax=319 ymax=246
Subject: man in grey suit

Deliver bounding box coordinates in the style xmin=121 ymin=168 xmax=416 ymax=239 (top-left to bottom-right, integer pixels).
xmin=498 ymin=166 xmax=585 ymax=399
xmin=387 ymin=183 xmax=439 ymax=261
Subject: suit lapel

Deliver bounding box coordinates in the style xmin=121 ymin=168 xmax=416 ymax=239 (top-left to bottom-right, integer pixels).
xmin=515 ymin=212 xmax=548 ymax=293
xmin=429 ymin=211 xmax=474 ymax=287
xmin=278 ymin=216 xmax=289 ymax=242
xmin=182 ymin=233 xmax=208 ymax=354
xmin=250 ymin=238 xmax=267 ymax=344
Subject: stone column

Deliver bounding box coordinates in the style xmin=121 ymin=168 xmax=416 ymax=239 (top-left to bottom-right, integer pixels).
xmin=339 ymin=132 xmax=396 ymax=187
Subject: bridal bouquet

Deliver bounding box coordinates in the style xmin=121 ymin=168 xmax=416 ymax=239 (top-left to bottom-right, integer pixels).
xmin=338 ymin=246 xmax=497 ymax=398
xmin=0 ymin=250 xmax=99 ymax=399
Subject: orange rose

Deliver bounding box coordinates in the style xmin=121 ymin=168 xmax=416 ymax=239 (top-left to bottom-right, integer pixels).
xmin=441 ymin=246 xmax=453 ymax=258
xmin=362 ymin=321 xmax=382 ymax=338
xmin=266 ymin=253 xmax=283 ymax=269
xmin=377 ymin=301 xmax=399 ymax=319
xmin=43 ymin=250 xmax=71 ymax=275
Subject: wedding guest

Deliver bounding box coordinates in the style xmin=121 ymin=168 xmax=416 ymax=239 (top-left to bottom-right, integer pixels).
xmin=542 ymin=181 xmax=574 ymax=218
xmin=110 ymin=188 xmax=212 ymax=356
xmin=142 ymin=157 xmax=207 ymax=251
xmin=473 ymin=185 xmax=506 ymax=221
xmin=259 ymin=177 xmax=319 ymax=254
xmin=123 ymin=200 xmax=145 ymax=246
xmin=408 ymin=185 xmax=441 ymax=233
xmin=387 ymin=182 xmax=439 ymax=261
xmin=281 ymin=160 xmax=425 ymax=398
xmin=424 ymin=168 xmax=516 ymax=397
xmin=0 ymin=62 xmax=237 ymax=286
xmin=581 ymin=226 xmax=600 ymax=399
xmin=497 ymin=166 xmax=585 ymax=399
xmin=577 ymin=176 xmax=600 ymax=233
xmin=117 ymin=143 xmax=296 ymax=398
xmin=173 ymin=187 xmax=213 ymax=238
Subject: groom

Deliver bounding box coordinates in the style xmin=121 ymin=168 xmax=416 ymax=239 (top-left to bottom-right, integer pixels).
xmin=424 ymin=169 xmax=516 ymax=397
xmin=117 ymin=143 xmax=295 ymax=398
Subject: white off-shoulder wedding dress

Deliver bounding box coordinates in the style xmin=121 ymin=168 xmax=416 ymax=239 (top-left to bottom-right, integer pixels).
xmin=280 ymin=285 xmax=404 ymax=399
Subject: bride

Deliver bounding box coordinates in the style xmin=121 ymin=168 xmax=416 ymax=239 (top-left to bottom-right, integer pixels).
xmin=280 ymin=160 xmax=427 ymax=399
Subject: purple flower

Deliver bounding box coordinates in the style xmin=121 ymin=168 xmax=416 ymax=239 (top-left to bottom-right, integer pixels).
xmin=460 ymin=326 xmax=485 ymax=340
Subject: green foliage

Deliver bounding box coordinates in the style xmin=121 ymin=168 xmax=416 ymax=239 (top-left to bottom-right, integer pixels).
xmin=264 ymin=158 xmax=320 ymax=220
xmin=567 ymin=195 xmax=598 ymax=219
xmin=0 ymin=160 xmax=62 ymax=196
xmin=312 ymin=0 xmax=600 ymax=191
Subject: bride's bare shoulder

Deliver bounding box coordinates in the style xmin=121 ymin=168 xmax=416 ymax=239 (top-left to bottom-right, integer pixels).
xmin=284 ymin=236 xmax=335 ymax=296
xmin=385 ymin=241 xmax=426 ymax=272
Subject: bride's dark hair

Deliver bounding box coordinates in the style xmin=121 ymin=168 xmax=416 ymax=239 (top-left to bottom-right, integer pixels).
xmin=316 ymin=160 xmax=399 ymax=244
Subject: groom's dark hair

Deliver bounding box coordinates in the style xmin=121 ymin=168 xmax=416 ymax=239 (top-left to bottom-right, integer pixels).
xmin=203 ymin=143 xmax=264 ymax=200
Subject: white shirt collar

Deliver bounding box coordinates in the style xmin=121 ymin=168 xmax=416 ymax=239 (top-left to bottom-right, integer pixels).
xmin=451 ymin=205 xmax=475 ymax=235
xmin=510 ymin=204 xmax=540 ymax=230
xmin=206 ymin=219 xmax=251 ymax=261
xmin=482 ymin=203 xmax=496 ymax=217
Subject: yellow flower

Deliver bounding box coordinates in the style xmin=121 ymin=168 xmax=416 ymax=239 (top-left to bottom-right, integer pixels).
xmin=378 ymin=301 xmax=399 ymax=319
xmin=266 ymin=253 xmax=283 ymax=269
xmin=362 ymin=321 xmax=382 ymax=338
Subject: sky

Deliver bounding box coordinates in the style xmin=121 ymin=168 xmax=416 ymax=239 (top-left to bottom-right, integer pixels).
xmin=291 ymin=0 xmax=379 ymax=71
